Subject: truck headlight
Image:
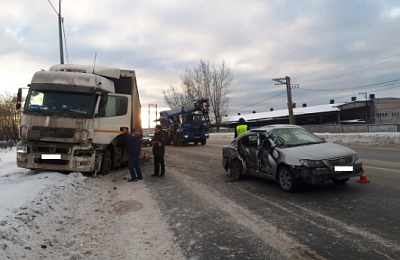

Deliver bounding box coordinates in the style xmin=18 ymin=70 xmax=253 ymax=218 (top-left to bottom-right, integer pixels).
xmin=300 ymin=159 xmax=325 ymax=167
xmin=184 ymin=135 xmax=188 ymax=139
xmin=17 ymin=146 xmax=28 ymax=154
xmin=205 ymin=134 xmax=209 ymax=137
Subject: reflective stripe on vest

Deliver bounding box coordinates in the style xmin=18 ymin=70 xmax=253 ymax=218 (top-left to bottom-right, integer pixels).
xmin=236 ymin=125 xmax=248 ymax=136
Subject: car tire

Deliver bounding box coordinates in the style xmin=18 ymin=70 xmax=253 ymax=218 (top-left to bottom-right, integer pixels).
xmin=332 ymin=178 xmax=350 ymax=184
xmin=201 ymin=139 xmax=206 ymax=145
xmin=99 ymin=150 xmax=112 ymax=175
xmin=230 ymin=160 xmax=244 ymax=180
xmin=278 ymin=165 xmax=299 ymax=192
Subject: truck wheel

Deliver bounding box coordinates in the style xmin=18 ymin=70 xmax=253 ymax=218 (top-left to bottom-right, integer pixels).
xmin=201 ymin=139 xmax=206 ymax=145
xmin=332 ymin=178 xmax=350 ymax=184
xmin=230 ymin=160 xmax=244 ymax=180
xmin=177 ymin=136 xmax=183 ymax=146
xmin=173 ymin=135 xmax=178 ymax=146
xmin=194 ymin=141 xmax=199 ymax=145
xmin=99 ymin=150 xmax=112 ymax=175
xmin=278 ymin=165 xmax=299 ymax=192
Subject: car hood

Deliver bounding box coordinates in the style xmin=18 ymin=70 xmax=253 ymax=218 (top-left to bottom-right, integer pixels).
xmin=277 ymin=142 xmax=356 ymax=165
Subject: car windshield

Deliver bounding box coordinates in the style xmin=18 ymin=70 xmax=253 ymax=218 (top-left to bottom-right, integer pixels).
xmin=24 ymin=89 xmax=94 ymax=118
xmin=184 ymin=114 xmax=204 ymax=123
xmin=269 ymin=128 xmax=325 ymax=147
xmin=142 ymin=133 xmax=149 ymax=137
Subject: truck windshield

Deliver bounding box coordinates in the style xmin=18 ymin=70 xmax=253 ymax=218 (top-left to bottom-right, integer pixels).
xmin=24 ymin=89 xmax=95 ymax=117
xmin=185 ymin=114 xmax=204 ymax=123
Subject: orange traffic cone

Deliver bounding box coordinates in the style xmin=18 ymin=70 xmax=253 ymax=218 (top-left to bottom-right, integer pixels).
xmin=357 ymin=169 xmax=371 ymax=183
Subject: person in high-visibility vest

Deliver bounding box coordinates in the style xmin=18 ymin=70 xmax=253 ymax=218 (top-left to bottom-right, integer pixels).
xmin=235 ymin=118 xmax=250 ymax=138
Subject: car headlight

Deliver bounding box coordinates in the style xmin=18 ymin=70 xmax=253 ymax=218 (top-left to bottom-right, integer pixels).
xmin=353 ymin=154 xmax=360 ymax=161
xmin=17 ymin=146 xmax=28 ymax=154
xmin=300 ymin=159 xmax=325 ymax=167
xmin=149 ymin=138 xmax=152 ymax=142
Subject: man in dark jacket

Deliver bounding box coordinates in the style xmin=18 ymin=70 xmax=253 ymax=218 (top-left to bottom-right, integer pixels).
xmin=123 ymin=128 xmax=142 ymax=182
xmin=235 ymin=118 xmax=250 ymax=138
xmin=151 ymin=125 xmax=166 ymax=177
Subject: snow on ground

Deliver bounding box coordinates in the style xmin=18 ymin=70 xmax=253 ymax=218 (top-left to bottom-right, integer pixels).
xmin=0 ymin=148 xmax=81 ymax=221
xmin=0 ymin=148 xmax=183 ymax=259
xmin=209 ymin=132 xmax=400 ymax=148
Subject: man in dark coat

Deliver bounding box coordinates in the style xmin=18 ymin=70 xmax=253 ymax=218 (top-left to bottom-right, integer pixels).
xmin=151 ymin=125 xmax=166 ymax=177
xmin=123 ymin=128 xmax=142 ymax=182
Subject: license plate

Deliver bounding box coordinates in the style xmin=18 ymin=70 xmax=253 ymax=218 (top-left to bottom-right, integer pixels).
xmin=194 ymin=136 xmax=200 ymax=139
xmin=334 ymin=166 xmax=353 ymax=172
xmin=41 ymin=154 xmax=61 ymax=159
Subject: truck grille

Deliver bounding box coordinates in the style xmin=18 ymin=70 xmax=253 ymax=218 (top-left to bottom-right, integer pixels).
xmin=328 ymin=156 xmax=353 ymax=166
xmin=34 ymin=158 xmax=69 ymax=165
xmin=33 ymin=127 xmax=75 ymax=138
xmin=33 ymin=146 xmax=70 ymax=154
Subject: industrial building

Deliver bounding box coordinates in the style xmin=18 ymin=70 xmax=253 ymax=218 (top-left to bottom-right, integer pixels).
xmin=224 ymin=95 xmax=400 ymax=127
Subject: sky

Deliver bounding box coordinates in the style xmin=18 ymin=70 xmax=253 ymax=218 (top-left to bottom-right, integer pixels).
xmin=1 ymin=0 xmax=400 ymax=128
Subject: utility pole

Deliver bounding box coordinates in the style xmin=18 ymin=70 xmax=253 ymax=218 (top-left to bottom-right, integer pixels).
xmin=58 ymin=0 xmax=64 ymax=64
xmin=272 ymin=76 xmax=298 ymax=125
xmin=48 ymin=0 xmax=64 ymax=64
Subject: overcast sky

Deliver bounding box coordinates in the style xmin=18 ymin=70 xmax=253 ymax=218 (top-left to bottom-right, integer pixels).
xmin=2 ymin=0 xmax=400 ymax=123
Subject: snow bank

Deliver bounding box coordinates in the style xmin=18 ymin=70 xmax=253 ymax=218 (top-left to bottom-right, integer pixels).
xmin=209 ymin=132 xmax=400 ymax=148
xmin=0 ymin=148 xmax=87 ymax=221
xmin=0 ymin=172 xmax=87 ymax=259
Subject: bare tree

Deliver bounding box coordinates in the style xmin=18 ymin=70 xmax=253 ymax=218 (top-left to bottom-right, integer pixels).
xmin=163 ymin=60 xmax=233 ymax=130
xmin=0 ymin=92 xmax=21 ymax=147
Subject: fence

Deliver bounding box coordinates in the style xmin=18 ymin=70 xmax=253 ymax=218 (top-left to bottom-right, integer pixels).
xmin=213 ymin=124 xmax=400 ymax=133
xmin=302 ymin=124 xmax=400 ymax=133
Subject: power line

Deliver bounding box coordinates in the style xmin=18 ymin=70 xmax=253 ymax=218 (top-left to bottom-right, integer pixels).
xmin=47 ymin=0 xmax=58 ymax=14
xmin=298 ymin=53 xmax=400 ymax=84
xmin=299 ymin=78 xmax=400 ymax=91
xmin=229 ymin=91 xmax=286 ymax=113
xmin=293 ymin=40 xmax=400 ymax=79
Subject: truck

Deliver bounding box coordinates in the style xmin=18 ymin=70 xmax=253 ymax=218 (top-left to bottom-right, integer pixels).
xmin=159 ymin=99 xmax=210 ymax=146
xmin=15 ymin=64 xmax=141 ymax=176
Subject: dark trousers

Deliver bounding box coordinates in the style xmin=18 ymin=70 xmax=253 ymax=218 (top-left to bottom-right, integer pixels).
xmin=154 ymin=155 xmax=165 ymax=175
xmin=128 ymin=155 xmax=142 ymax=179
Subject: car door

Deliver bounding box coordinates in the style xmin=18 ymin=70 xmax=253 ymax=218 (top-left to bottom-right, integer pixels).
xmin=258 ymin=136 xmax=277 ymax=174
xmin=237 ymin=134 xmax=259 ymax=169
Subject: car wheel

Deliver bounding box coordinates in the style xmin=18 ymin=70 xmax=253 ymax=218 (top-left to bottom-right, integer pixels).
xmin=332 ymin=178 xmax=350 ymax=184
xmin=278 ymin=165 xmax=299 ymax=192
xmin=230 ymin=160 xmax=244 ymax=180
xmin=201 ymin=139 xmax=206 ymax=145
xmin=99 ymin=150 xmax=112 ymax=175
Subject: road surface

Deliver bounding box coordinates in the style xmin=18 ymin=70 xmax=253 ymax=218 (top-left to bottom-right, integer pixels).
xmin=140 ymin=139 xmax=400 ymax=260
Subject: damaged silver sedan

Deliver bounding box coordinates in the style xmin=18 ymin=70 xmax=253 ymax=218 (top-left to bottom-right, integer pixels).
xmin=222 ymin=125 xmax=363 ymax=192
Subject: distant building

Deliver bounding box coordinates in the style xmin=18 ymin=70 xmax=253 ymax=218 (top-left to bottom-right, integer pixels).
xmin=224 ymin=96 xmax=400 ymax=127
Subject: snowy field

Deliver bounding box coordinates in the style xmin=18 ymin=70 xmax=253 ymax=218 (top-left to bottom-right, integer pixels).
xmin=209 ymin=132 xmax=400 ymax=149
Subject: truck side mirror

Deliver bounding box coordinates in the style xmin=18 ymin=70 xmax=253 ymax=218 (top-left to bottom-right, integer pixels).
xmin=16 ymin=88 xmax=22 ymax=110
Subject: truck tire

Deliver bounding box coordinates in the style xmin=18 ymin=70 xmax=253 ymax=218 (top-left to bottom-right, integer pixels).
xmin=173 ymin=135 xmax=178 ymax=146
xmin=177 ymin=136 xmax=183 ymax=146
xmin=99 ymin=150 xmax=112 ymax=175
xmin=201 ymin=139 xmax=206 ymax=145
xmin=194 ymin=141 xmax=199 ymax=145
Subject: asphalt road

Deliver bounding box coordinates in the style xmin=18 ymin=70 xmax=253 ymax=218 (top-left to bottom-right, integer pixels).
xmin=141 ymin=139 xmax=400 ymax=260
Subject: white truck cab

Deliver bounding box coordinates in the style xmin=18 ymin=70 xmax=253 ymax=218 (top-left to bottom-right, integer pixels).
xmin=16 ymin=64 xmax=141 ymax=175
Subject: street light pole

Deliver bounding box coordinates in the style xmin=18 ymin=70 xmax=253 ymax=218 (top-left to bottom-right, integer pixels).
xmin=58 ymin=0 xmax=64 ymax=64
